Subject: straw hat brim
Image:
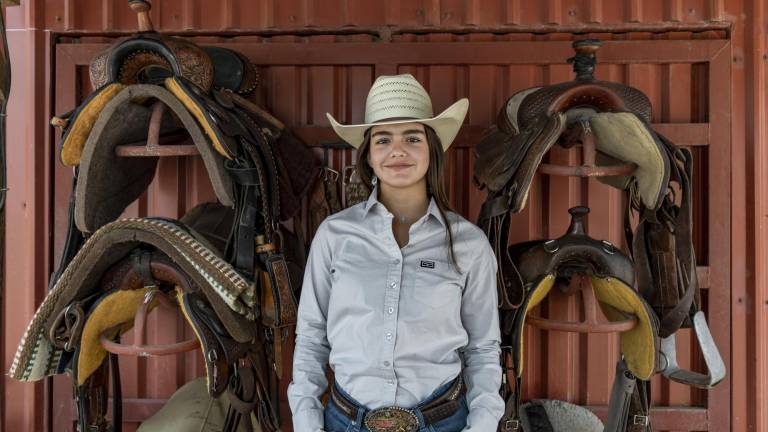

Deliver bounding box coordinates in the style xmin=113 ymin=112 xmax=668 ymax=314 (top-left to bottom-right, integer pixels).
xmin=326 ymin=98 xmax=469 ymax=151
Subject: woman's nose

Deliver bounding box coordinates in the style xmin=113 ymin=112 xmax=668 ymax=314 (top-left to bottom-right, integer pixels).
xmin=389 ymin=138 xmax=406 ymax=155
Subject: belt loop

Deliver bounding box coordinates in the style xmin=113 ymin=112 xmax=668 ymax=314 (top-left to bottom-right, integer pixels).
xmin=354 ymin=406 xmax=365 ymax=431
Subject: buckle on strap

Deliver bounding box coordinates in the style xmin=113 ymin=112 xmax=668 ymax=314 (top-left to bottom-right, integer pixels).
xmin=633 ymin=415 xmax=649 ymax=426
xmin=502 ymin=419 xmax=520 ymax=430
xmin=363 ymin=407 xmax=419 ymax=432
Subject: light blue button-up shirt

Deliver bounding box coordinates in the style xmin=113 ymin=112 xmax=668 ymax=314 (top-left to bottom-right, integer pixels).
xmin=287 ymin=188 xmax=504 ymax=431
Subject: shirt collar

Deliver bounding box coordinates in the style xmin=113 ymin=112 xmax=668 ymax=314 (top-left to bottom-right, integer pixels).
xmin=363 ymin=186 xmax=446 ymax=228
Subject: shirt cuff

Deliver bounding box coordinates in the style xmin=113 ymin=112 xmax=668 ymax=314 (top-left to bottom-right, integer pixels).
xmin=463 ymin=406 xmax=500 ymax=431
xmin=292 ymin=407 xmax=325 ymax=432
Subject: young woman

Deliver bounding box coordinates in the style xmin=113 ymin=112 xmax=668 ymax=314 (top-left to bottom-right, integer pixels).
xmin=288 ymin=74 xmax=504 ymax=432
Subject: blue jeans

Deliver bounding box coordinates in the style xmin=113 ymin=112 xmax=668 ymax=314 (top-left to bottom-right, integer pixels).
xmin=323 ymin=379 xmax=469 ymax=432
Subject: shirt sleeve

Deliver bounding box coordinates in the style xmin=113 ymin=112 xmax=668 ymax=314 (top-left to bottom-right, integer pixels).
xmin=460 ymin=239 xmax=505 ymax=431
xmin=287 ymin=222 xmax=334 ymax=432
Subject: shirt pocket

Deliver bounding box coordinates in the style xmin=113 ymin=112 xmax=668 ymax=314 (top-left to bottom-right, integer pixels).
xmin=411 ymin=258 xmax=463 ymax=309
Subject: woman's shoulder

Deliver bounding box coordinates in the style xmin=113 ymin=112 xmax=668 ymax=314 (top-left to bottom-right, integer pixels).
xmin=444 ymin=210 xmax=486 ymax=241
xmin=444 ymin=210 xmax=495 ymax=258
xmin=313 ymin=202 xmax=368 ymax=238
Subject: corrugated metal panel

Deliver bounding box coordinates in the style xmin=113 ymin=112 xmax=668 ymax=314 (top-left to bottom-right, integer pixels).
xmin=48 ymin=36 xmax=729 ymax=432
xmin=41 ymin=0 xmax=725 ymax=32
xmin=11 ymin=0 xmax=768 ymax=431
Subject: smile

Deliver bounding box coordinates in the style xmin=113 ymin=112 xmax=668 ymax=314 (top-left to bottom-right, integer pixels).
xmin=384 ymin=164 xmax=414 ymax=171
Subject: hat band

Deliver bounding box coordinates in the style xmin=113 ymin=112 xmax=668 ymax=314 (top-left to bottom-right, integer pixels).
xmin=373 ymin=116 xmax=421 ymax=123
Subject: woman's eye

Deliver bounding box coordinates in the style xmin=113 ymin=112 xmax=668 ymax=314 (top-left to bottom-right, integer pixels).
xmin=406 ymin=136 xmax=422 ymax=143
xmin=374 ymin=138 xmax=390 ymax=145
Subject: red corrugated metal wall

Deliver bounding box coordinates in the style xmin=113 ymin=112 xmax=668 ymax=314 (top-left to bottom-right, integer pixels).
xmin=2 ymin=1 xmax=765 ymax=431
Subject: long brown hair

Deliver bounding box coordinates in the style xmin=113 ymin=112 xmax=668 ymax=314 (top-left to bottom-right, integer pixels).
xmin=356 ymin=125 xmax=461 ymax=272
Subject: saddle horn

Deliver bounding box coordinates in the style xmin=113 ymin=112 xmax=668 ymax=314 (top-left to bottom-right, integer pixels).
xmin=129 ymin=0 xmax=155 ymax=33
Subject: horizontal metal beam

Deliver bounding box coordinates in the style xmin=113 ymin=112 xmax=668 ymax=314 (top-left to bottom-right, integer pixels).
xmin=133 ymin=124 xmax=709 ymax=159
xmin=294 ymin=124 xmax=710 ymax=148
xmin=54 ymin=21 xmax=732 ymax=39
xmin=587 ymin=405 xmax=709 ymax=430
xmin=60 ymin=39 xmax=729 ymax=66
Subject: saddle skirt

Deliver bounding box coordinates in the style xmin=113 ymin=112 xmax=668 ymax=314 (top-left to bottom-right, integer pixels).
xmin=74 ymin=84 xmax=236 ymax=232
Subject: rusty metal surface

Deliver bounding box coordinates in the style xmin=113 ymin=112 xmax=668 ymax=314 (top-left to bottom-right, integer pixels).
xmin=3 ymin=1 xmax=765 ymax=432
xmin=39 ymin=0 xmax=727 ymax=32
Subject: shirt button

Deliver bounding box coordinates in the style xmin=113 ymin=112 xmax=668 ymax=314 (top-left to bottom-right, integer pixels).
xmin=390 ymin=282 xmax=397 ymax=289
xmin=383 ymin=361 xmax=391 ymax=367
xmin=385 ymin=332 xmax=393 ymax=341
xmin=388 ymin=307 xmax=394 ymax=314
xmin=387 ymin=379 xmax=395 ymax=386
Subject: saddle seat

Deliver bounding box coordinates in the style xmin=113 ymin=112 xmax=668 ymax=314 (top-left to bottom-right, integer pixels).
xmin=510 ymin=207 xmax=659 ymax=381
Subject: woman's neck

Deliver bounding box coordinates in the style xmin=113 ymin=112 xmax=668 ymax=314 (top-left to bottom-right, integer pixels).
xmin=377 ymin=180 xmax=429 ymax=225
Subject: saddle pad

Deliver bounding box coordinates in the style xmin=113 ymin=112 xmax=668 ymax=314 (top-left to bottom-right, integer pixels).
xmin=10 ymin=218 xmax=256 ymax=382
xmin=137 ymin=378 xmax=257 ymax=432
xmin=590 ymin=112 xmax=670 ymax=210
xmin=59 ymin=83 xmax=124 ymax=167
xmin=514 ymin=275 xmax=657 ymax=380
xmin=591 ymin=277 xmax=658 ymax=379
xmin=75 ymin=84 xmax=235 ymax=233
xmin=75 ymin=287 xmax=157 ymax=385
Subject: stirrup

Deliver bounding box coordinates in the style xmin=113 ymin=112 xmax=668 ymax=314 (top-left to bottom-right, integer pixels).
xmin=658 ymin=311 xmax=726 ymax=388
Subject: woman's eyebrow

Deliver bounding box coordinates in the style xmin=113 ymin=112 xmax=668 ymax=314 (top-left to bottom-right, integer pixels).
xmin=402 ymin=129 xmax=426 ymax=135
xmin=372 ymin=129 xmax=425 ymax=137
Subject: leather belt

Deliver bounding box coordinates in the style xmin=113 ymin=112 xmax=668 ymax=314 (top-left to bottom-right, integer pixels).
xmin=330 ymin=376 xmax=464 ymax=432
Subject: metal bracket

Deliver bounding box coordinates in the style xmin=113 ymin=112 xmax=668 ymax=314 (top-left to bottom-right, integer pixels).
xmin=502 ymin=419 xmax=520 ymax=430
xmin=658 ymin=311 xmax=726 ymax=389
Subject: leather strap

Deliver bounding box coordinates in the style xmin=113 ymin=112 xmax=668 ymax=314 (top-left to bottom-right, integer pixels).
xmin=75 ymin=354 xmax=110 ymax=431
xmin=628 ymin=134 xmax=698 ymax=338
xmin=605 ymin=358 xmax=638 ymax=432
xmin=50 ymin=173 xmax=85 ymax=290
xmin=109 ymin=353 xmax=122 ymax=432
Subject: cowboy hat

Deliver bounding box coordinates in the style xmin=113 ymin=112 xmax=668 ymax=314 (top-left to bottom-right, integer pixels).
xmin=326 ymin=74 xmax=469 ymax=150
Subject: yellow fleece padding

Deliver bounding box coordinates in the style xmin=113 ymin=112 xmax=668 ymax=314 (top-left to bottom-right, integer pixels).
xmin=590 ymin=112 xmax=665 ymax=209
xmin=164 ymin=77 xmax=234 ymax=160
xmin=176 ymin=289 xmax=212 ymax=386
xmin=77 ymin=287 xmax=153 ymax=385
xmin=516 ymin=275 xmax=555 ymax=377
xmin=591 ymin=277 xmax=656 ymax=380
xmin=61 ymin=83 xmax=124 ymax=167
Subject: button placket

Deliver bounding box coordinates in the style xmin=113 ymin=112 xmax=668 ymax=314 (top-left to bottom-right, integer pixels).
xmin=382 ymin=248 xmax=402 ymax=377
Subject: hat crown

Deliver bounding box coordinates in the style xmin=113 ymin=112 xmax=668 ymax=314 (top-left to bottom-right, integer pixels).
xmin=364 ymin=74 xmax=434 ymax=124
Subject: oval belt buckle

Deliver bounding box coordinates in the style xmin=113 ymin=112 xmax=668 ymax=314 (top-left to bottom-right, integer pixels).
xmin=363 ymin=406 xmax=419 ymax=432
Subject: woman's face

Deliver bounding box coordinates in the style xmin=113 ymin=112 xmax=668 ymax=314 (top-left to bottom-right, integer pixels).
xmin=367 ymin=122 xmax=430 ymax=189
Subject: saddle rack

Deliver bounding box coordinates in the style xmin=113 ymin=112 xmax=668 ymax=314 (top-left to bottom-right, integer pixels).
xmin=99 ymin=287 xmax=200 ymax=357
xmin=537 ymin=118 xmax=638 ymax=178
xmin=115 ymin=101 xmax=201 ymax=157
xmin=526 ymin=275 xmax=637 ymax=333
xmin=525 ymin=207 xmax=638 ymax=334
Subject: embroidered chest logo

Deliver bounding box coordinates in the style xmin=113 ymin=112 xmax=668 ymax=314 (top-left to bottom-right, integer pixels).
xmin=420 ymin=260 xmax=435 ymax=269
